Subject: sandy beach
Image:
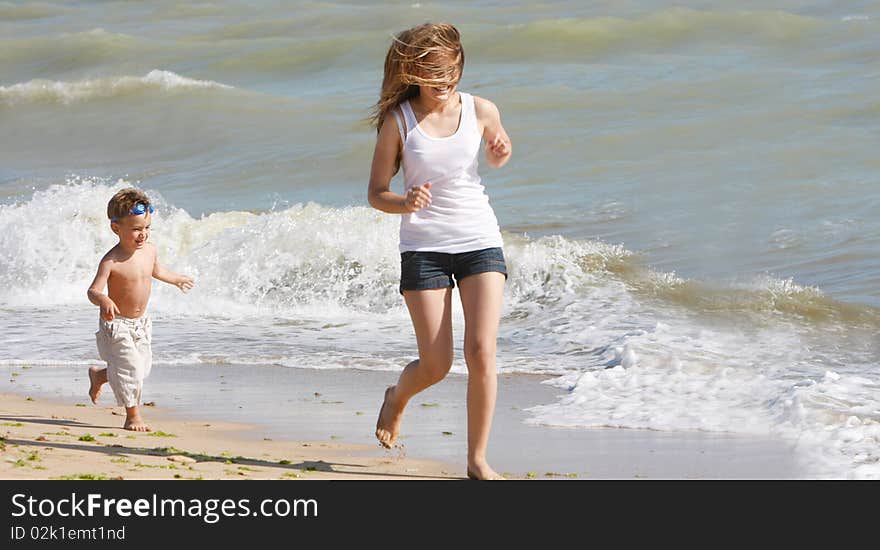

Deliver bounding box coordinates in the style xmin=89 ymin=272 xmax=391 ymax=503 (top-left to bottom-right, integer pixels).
xmin=0 ymin=390 xmax=456 ymax=481
xmin=0 ymin=364 xmax=804 ymax=480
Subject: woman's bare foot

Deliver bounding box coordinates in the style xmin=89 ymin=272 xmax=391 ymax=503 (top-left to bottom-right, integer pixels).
xmin=466 ymin=462 xmax=505 ymax=480
xmin=87 ymin=366 xmax=106 ymax=404
xmin=375 ymin=386 xmax=403 ymax=449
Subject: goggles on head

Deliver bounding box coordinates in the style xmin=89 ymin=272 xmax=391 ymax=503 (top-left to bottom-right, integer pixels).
xmin=112 ymin=202 xmax=154 ymax=222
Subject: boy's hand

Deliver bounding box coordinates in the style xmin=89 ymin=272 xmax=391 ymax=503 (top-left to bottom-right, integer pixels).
xmin=176 ymin=275 xmax=195 ymax=293
xmin=403 ymin=182 xmax=432 ymax=213
xmin=100 ymin=297 xmax=120 ymax=321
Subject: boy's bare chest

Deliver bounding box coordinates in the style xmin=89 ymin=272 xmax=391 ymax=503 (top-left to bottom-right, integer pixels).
xmin=110 ymin=256 xmax=152 ymax=286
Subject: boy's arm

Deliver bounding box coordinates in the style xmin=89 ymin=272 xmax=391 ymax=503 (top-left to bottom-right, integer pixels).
xmin=474 ymin=96 xmax=512 ymax=168
xmin=152 ymin=251 xmax=194 ymax=292
xmin=87 ymin=256 xmax=120 ymax=321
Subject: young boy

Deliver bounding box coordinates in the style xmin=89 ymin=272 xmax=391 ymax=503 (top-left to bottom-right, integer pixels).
xmin=86 ymin=187 xmax=194 ymax=431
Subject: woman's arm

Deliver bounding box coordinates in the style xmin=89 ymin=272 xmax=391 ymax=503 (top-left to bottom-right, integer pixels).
xmin=367 ymin=116 xmax=431 ymax=214
xmin=474 ymin=96 xmax=512 ymax=168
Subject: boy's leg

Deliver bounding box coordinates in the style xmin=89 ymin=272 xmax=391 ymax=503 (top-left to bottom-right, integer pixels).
xmin=376 ymin=287 xmax=454 ymax=448
xmin=103 ymin=321 xmax=152 ymax=431
xmin=123 ymin=405 xmax=151 ymax=432
xmin=124 ymin=319 xmax=153 ymax=432
xmin=88 ymin=366 xmax=107 ymax=404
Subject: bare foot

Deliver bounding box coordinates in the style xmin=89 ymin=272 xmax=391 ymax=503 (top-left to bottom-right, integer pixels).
xmin=375 ymin=386 xmax=403 ymax=449
xmin=123 ymin=416 xmax=152 ymax=432
xmin=87 ymin=366 xmax=105 ymax=404
xmin=467 ymin=463 xmax=505 ymax=480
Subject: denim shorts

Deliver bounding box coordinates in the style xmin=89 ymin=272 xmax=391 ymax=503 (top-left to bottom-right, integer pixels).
xmin=399 ymin=247 xmax=508 ymax=294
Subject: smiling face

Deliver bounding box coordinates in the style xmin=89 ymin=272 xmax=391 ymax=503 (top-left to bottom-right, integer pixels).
xmin=419 ymin=81 xmax=458 ymax=103
xmin=111 ymin=211 xmax=151 ymax=252
xmin=414 ymin=52 xmax=461 ymax=104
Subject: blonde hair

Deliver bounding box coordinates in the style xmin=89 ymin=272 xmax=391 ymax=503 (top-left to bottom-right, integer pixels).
xmin=107 ymin=187 xmax=151 ymax=221
xmin=369 ymin=22 xmax=465 ymax=130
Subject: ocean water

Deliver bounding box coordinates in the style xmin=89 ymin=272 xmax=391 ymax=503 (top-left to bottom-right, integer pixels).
xmin=1 ymin=1 xmax=878 ymax=478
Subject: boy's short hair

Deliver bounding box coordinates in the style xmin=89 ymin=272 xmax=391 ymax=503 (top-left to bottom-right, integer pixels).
xmin=108 ymin=188 xmax=151 ymax=221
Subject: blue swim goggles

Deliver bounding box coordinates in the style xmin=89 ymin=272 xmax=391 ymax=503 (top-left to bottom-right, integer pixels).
xmin=111 ymin=202 xmax=154 ymax=222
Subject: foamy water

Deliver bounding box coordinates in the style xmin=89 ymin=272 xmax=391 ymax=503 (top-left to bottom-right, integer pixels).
xmin=1 ymin=1 xmax=879 ymax=478
xmin=0 ymin=70 xmax=231 ymax=106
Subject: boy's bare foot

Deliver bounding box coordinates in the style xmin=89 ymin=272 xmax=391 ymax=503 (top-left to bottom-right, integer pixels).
xmin=375 ymin=386 xmax=403 ymax=449
xmin=123 ymin=418 xmax=152 ymax=432
xmin=466 ymin=463 xmax=505 ymax=480
xmin=123 ymin=406 xmax=151 ymax=432
xmin=87 ymin=366 xmax=105 ymax=404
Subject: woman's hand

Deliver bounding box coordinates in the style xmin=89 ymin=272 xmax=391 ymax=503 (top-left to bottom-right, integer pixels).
xmin=486 ymin=134 xmax=511 ymax=166
xmin=403 ymin=182 xmax=432 ymax=212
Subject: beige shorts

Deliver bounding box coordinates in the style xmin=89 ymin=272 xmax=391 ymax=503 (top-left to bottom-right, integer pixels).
xmin=96 ymin=315 xmax=152 ymax=408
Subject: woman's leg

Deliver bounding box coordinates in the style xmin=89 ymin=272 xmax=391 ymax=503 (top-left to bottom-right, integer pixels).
xmin=458 ymin=271 xmax=506 ymax=479
xmin=375 ymin=287 xmax=454 ymax=448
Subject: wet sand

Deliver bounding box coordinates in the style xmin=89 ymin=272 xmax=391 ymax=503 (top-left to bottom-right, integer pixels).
xmin=1 ymin=363 xmax=803 ymax=479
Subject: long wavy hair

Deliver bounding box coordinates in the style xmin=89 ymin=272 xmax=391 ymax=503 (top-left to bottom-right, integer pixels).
xmin=369 ymin=22 xmax=465 ymax=131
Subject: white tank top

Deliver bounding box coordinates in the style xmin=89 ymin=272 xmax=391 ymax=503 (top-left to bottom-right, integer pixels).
xmin=393 ymin=92 xmax=503 ymax=253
